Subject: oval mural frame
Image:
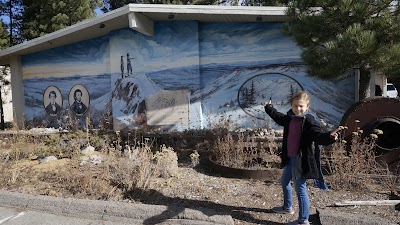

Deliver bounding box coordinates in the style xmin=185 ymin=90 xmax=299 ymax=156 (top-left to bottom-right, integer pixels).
xmin=69 ymin=84 xmax=90 ymax=116
xmin=43 ymin=86 xmax=63 ymax=116
xmin=237 ymin=72 xmax=304 ymax=120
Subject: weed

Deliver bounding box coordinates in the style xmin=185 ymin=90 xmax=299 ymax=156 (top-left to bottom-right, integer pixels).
xmin=0 ymin=116 xmax=398 ymax=204
xmin=153 ymin=145 xmax=179 ymax=178
xmin=190 ymin=150 xmax=200 ymax=167
xmin=211 ymin=129 xmax=280 ymax=169
xmin=324 ymin=123 xmax=399 ymax=194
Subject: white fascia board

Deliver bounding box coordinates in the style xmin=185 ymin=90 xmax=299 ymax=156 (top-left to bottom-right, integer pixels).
xmin=129 ymin=12 xmax=154 ymax=36
xmin=0 ymin=5 xmax=130 ymax=59
xmin=128 ymin=4 xmax=287 ymax=16
xmin=0 ymin=4 xmax=289 ymax=64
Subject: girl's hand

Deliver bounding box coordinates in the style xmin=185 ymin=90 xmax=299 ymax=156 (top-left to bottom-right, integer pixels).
xmin=330 ymin=127 xmax=340 ymax=140
xmin=263 ymin=99 xmax=272 ymax=106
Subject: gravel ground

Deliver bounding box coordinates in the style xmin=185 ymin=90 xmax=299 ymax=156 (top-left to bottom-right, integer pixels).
xmin=144 ymin=167 xmax=400 ymax=225
xmin=0 ymin=156 xmax=398 ymax=225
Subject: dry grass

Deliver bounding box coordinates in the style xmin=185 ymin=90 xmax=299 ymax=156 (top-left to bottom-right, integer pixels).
xmin=323 ymin=125 xmax=399 ymax=193
xmin=211 ymin=130 xmax=280 ymax=169
xmin=0 ymin=126 xmax=181 ymax=201
xmin=0 ymin=116 xmax=398 ymax=208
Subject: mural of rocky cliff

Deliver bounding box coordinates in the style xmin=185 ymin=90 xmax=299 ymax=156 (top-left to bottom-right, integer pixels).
xmin=111 ymin=74 xmax=162 ymax=130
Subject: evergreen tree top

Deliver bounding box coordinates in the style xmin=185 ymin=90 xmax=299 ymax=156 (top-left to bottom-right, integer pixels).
xmin=285 ymin=0 xmax=400 ymax=79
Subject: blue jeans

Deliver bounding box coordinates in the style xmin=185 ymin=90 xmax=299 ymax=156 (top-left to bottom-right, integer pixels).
xmin=281 ymin=157 xmax=309 ymax=223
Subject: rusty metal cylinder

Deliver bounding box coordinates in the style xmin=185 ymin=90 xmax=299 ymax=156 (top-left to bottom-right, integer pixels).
xmin=368 ymin=117 xmax=400 ymax=151
xmin=340 ymin=97 xmax=400 ymax=150
xmin=340 ymin=97 xmax=400 ymax=170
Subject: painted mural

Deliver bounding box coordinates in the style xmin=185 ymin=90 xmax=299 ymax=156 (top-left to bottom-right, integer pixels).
xmin=22 ymin=21 xmax=355 ymax=131
xmin=22 ymin=35 xmax=112 ymax=129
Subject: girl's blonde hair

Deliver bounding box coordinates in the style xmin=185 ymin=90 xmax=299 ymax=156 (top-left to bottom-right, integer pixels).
xmin=291 ymin=91 xmax=310 ymax=106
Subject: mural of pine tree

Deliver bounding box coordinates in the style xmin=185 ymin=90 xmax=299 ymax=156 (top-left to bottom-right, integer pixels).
xmin=287 ymin=84 xmax=294 ymax=104
xmin=248 ymin=80 xmax=257 ymax=106
xmin=240 ymin=87 xmax=249 ymax=108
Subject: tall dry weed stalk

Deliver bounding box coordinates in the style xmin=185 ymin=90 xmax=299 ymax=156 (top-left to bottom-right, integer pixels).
xmin=375 ymin=163 xmax=400 ymax=196
xmin=153 ymin=145 xmax=179 ymax=178
xmin=107 ymin=136 xmax=178 ymax=198
xmin=325 ymin=125 xmax=399 ymax=193
xmin=213 ymin=132 xmax=245 ymax=167
xmin=212 ymin=130 xmax=278 ymax=169
xmin=327 ymin=130 xmax=376 ymax=189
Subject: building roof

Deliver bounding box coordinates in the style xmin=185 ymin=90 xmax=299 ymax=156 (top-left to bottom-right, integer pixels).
xmin=0 ymin=4 xmax=288 ymax=65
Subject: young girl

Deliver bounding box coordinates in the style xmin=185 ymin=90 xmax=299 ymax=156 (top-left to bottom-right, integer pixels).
xmin=264 ymin=91 xmax=338 ymax=225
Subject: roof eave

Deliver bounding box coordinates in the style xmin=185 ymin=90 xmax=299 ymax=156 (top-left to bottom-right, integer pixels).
xmin=0 ymin=4 xmax=289 ymax=65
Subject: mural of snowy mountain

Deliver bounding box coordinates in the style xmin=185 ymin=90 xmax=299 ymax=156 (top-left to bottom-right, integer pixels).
xmin=191 ymin=63 xmax=354 ymax=130
xmin=108 ymin=61 xmax=353 ymax=131
xmin=147 ymin=66 xmax=201 ymax=92
xmin=111 ymin=73 xmax=162 ymax=129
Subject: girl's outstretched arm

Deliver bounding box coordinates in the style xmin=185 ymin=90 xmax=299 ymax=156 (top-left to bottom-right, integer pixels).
xmin=263 ymin=101 xmax=286 ymax=126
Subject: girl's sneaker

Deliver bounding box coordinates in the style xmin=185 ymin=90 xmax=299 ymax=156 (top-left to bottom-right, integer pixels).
xmin=272 ymin=206 xmax=294 ymax=214
xmin=287 ymin=220 xmax=310 ymax=225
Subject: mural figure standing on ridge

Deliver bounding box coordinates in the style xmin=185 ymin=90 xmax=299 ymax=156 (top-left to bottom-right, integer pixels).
xmin=44 ymin=87 xmax=62 ymax=116
xmin=69 ymin=85 xmax=89 ymax=116
xmin=126 ymin=53 xmax=134 ymax=76
xmin=120 ymin=55 xmax=124 ymax=78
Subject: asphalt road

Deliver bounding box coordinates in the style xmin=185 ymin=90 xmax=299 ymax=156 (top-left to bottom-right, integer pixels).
xmin=0 ymin=190 xmax=397 ymax=225
xmin=0 ymin=191 xmax=234 ymax=225
xmin=0 ymin=206 xmax=134 ymax=225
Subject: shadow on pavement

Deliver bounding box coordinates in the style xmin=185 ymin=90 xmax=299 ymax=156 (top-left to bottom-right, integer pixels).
xmin=125 ymin=187 xmax=285 ymax=225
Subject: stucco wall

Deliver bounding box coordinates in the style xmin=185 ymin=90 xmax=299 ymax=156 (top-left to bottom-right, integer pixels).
xmin=2 ymin=70 xmax=13 ymax=123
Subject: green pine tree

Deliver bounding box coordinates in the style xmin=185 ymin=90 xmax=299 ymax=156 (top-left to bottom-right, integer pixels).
xmin=101 ymin=0 xmax=143 ymax=13
xmin=285 ymin=0 xmax=400 ymax=99
xmin=241 ymin=0 xmax=288 ymax=6
xmin=20 ymin=0 xmax=103 ymax=40
xmin=0 ymin=0 xmax=23 ymax=46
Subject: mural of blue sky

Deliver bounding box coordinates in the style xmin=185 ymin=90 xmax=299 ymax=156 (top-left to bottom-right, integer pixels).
xmin=22 ymin=22 xmax=301 ymax=79
xmin=22 ymin=36 xmax=110 ymax=78
xmin=199 ymin=22 xmax=302 ymax=65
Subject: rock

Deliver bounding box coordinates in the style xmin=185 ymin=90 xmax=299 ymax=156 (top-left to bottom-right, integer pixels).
xmin=81 ymin=145 xmax=95 ymax=155
xmin=40 ymin=156 xmax=58 ymax=163
xmin=89 ymin=155 xmax=102 ymax=165
xmin=2 ymin=151 xmax=9 ymax=160
xmin=79 ymin=155 xmax=90 ymax=161
xmin=79 ymin=154 xmax=103 ymax=166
